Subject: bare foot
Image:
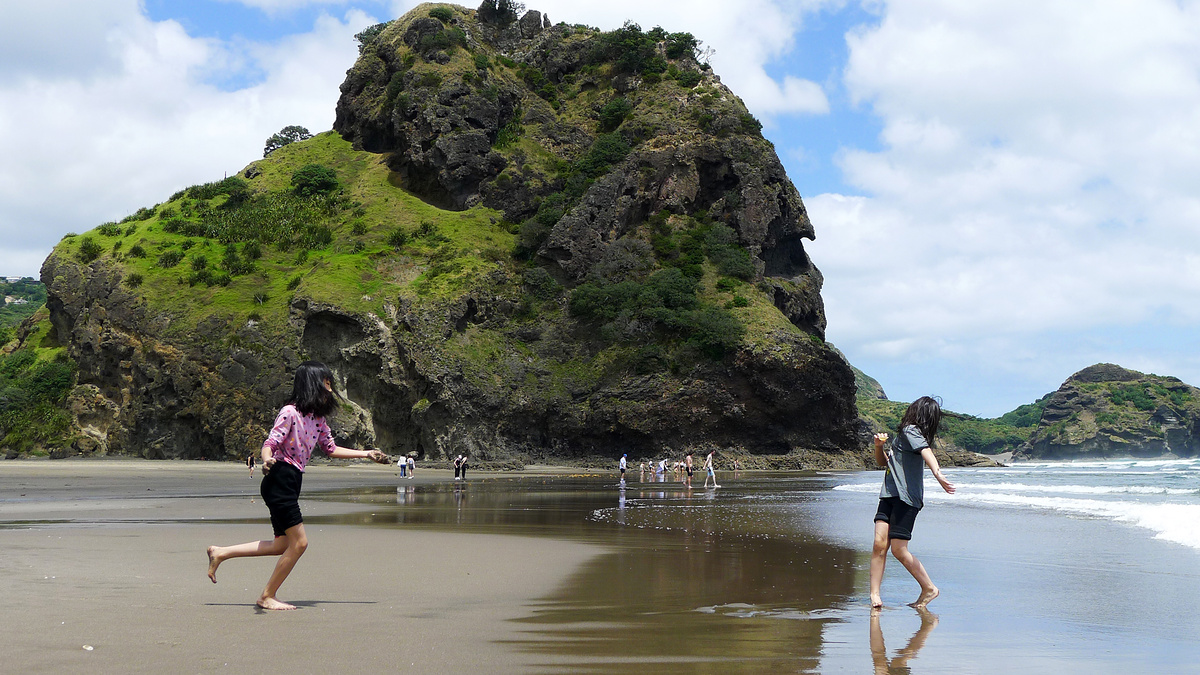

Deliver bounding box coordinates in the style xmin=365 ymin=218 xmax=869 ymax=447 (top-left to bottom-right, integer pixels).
xmin=870 ymin=594 xmax=883 ymax=609
xmin=206 ymin=546 xmax=220 ymax=583
xmin=257 ymin=596 xmax=298 ymax=611
xmin=909 ymin=586 xmax=939 ymax=608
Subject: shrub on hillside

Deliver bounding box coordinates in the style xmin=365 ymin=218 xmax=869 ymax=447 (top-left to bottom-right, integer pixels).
xmin=429 ymin=6 xmax=454 ymax=22
xmin=354 ymin=22 xmax=391 ymax=52
xmin=598 ymin=97 xmax=633 ymax=132
xmin=291 ymin=165 xmax=339 ymax=197
xmin=77 ymin=238 xmax=103 ymax=263
xmin=158 ymin=250 xmax=184 ymax=268
xmin=477 ymin=0 xmax=523 ymax=26
xmin=124 ymin=273 xmax=144 ymax=289
xmin=97 ymin=222 xmax=122 ymax=237
xmin=127 ymin=244 xmax=146 ymax=258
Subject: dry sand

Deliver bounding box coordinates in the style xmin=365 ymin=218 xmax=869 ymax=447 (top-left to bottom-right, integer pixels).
xmin=0 ymin=460 xmax=601 ymax=674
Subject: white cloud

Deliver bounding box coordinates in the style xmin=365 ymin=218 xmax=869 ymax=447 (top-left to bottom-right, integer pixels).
xmin=810 ymin=0 xmax=1200 ymax=408
xmin=0 ymin=5 xmax=377 ymax=276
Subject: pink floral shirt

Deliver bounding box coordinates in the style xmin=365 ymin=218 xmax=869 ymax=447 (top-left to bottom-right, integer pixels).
xmin=261 ymin=404 xmax=336 ymax=472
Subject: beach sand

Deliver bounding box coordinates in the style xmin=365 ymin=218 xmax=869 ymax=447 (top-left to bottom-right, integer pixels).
xmin=0 ymin=461 xmax=600 ymax=674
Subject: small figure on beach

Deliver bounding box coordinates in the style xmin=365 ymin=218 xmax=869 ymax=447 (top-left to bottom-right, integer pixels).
xmin=246 ymin=453 xmax=255 ymax=478
xmin=684 ymin=451 xmax=694 ymax=487
xmin=398 ymin=454 xmax=407 ymax=478
xmin=460 ymin=454 xmax=469 ymax=481
xmin=619 ymin=453 xmax=627 ymax=479
xmin=703 ymin=449 xmax=719 ymax=488
xmin=453 ymin=454 xmax=462 ymax=480
xmin=869 ymin=396 xmax=956 ymax=609
xmin=407 ymin=455 xmax=415 ymax=479
xmin=205 ymin=361 xmax=389 ymax=610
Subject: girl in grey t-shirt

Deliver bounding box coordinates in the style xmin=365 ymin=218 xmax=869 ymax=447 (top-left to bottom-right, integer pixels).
xmin=869 ymin=396 xmax=956 ymax=609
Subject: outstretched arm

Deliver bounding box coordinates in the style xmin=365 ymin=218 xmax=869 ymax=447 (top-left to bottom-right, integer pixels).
xmin=920 ymin=447 xmax=955 ymax=494
xmin=873 ymin=433 xmax=889 ymax=467
xmin=329 ymin=446 xmax=390 ymax=463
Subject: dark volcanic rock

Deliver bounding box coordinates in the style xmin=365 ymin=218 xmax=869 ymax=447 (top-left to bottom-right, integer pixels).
xmin=1017 ymin=363 xmax=1200 ymax=459
xmin=35 ymin=4 xmax=863 ymax=466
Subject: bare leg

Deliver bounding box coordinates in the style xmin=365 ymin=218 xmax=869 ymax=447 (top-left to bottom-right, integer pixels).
xmin=257 ymin=523 xmax=308 ymax=610
xmin=889 ymin=539 xmax=939 ymax=607
xmin=869 ymin=520 xmax=889 ymax=608
xmin=207 ymin=536 xmax=288 ymax=583
xmin=869 ymin=608 xmax=888 ymax=675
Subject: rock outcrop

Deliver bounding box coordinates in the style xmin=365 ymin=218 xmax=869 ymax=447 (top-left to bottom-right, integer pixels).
xmin=1017 ymin=364 xmax=1200 ymax=459
xmin=34 ymin=3 xmax=863 ymax=465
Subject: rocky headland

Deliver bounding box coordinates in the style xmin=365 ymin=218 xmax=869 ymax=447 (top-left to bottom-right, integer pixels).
xmin=17 ymin=3 xmax=867 ymax=467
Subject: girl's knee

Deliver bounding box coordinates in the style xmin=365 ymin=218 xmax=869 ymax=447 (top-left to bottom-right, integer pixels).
xmin=889 ymin=539 xmax=910 ymax=557
xmin=872 ymin=535 xmax=889 ymax=554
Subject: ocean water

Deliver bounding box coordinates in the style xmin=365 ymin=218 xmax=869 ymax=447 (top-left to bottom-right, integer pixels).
xmin=830 ymin=458 xmax=1200 ymax=551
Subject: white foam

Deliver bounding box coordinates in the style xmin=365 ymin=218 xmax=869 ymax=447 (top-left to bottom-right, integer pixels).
xmin=960 ymin=482 xmax=1196 ymax=496
xmin=936 ymin=492 xmax=1200 ymax=551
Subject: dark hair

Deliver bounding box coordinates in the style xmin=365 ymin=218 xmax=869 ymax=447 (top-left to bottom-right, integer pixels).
xmin=898 ymin=396 xmax=942 ymax=444
xmin=287 ymin=360 xmax=339 ymax=417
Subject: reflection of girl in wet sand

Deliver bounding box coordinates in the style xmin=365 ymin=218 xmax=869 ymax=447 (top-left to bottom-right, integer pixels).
xmin=869 ymin=396 xmax=955 ymax=609
xmin=870 ymin=607 xmax=938 ymax=674
xmin=205 ymin=361 xmax=389 ymax=610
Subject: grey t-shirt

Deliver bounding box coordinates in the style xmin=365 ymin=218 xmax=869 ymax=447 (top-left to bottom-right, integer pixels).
xmin=879 ymin=425 xmax=930 ymax=508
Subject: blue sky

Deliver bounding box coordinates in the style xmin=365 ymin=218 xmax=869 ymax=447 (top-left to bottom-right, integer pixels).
xmin=3 ymin=0 xmax=1200 ymax=417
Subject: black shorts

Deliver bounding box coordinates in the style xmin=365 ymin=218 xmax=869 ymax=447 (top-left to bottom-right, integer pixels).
xmin=686 ymin=467 xmax=694 ymax=476
xmin=261 ymin=460 xmax=304 ymax=537
xmin=874 ymin=497 xmax=920 ymax=541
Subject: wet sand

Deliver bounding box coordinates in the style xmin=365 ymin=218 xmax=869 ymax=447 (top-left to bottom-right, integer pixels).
xmin=0 ymin=461 xmax=600 ymax=674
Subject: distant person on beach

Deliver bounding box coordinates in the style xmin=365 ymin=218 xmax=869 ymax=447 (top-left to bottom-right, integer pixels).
xmin=870 ymin=396 xmax=956 ymax=609
xmin=619 ymin=454 xmax=627 ymax=481
xmin=407 ymin=455 xmax=415 ymax=479
xmin=398 ymin=454 xmax=407 ymax=478
xmin=685 ymin=452 xmax=694 ymax=487
xmin=453 ymin=455 xmax=462 ymax=480
xmin=247 ymin=454 xmax=255 ymax=478
xmin=205 ymin=361 xmax=389 ymax=610
xmin=460 ymin=454 xmax=469 ymax=481
xmin=703 ymin=449 xmax=719 ymax=488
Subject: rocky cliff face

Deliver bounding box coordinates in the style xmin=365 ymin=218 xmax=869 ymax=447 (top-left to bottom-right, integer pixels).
xmin=35 ymin=3 xmax=862 ymax=465
xmin=1018 ymin=364 xmax=1200 ymax=459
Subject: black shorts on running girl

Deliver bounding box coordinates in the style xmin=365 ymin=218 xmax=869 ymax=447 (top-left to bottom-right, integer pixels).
xmin=260 ymin=460 xmax=304 ymax=536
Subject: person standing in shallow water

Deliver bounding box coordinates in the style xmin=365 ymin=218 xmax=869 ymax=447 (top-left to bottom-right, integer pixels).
xmin=205 ymin=361 xmax=389 ymax=610
xmin=869 ymin=396 xmax=956 ymax=609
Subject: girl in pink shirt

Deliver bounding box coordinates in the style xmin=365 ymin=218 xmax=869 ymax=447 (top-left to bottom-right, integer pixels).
xmin=206 ymin=361 xmax=388 ymax=610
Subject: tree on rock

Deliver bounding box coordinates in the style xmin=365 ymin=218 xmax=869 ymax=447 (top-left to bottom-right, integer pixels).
xmin=263 ymin=125 xmax=313 ymax=157
xmin=477 ymin=0 xmax=523 ymax=26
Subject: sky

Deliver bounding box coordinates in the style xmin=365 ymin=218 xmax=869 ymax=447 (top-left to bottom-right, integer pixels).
xmin=3 ymin=0 xmax=1200 ymax=417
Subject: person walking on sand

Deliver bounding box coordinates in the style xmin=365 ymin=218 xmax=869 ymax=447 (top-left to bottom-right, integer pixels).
xmin=619 ymin=454 xmax=627 ymax=482
xmin=247 ymin=454 xmax=255 ymax=478
xmin=869 ymin=396 xmax=956 ymax=610
xmin=703 ymin=449 xmax=719 ymax=488
xmin=684 ymin=451 xmax=694 ymax=487
xmin=398 ymin=454 xmax=407 ymax=478
xmin=460 ymin=454 xmax=469 ymax=481
xmin=205 ymin=361 xmax=389 ymax=610
xmin=453 ymin=454 xmax=462 ymax=480
xmin=407 ymin=455 xmax=415 ymax=479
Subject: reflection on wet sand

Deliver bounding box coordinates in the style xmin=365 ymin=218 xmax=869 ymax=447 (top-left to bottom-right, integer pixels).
xmin=871 ymin=608 xmax=938 ymax=674
xmin=307 ymin=476 xmax=863 ymax=672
